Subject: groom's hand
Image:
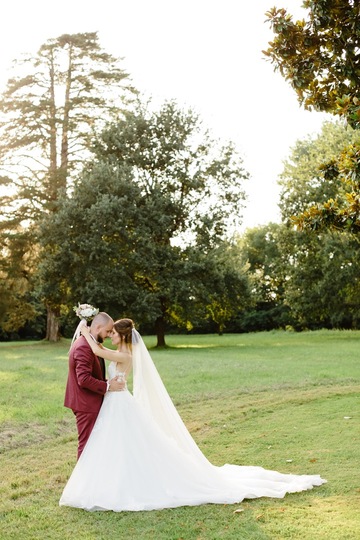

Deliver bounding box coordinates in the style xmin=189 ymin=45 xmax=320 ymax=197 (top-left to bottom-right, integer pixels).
xmin=108 ymin=377 xmax=126 ymax=392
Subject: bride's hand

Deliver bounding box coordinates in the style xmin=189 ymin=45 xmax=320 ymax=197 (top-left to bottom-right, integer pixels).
xmin=108 ymin=377 xmax=126 ymax=392
xmin=80 ymin=321 xmax=89 ymax=334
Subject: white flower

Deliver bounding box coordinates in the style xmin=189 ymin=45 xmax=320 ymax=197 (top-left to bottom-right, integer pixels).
xmin=82 ymin=308 xmax=94 ymax=318
xmin=73 ymin=303 xmax=99 ymax=322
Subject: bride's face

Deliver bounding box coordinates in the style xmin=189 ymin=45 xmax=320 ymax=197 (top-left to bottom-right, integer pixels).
xmin=110 ymin=328 xmax=121 ymax=346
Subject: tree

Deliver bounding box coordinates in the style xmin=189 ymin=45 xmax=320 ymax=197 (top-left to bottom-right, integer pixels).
xmin=236 ymin=223 xmax=360 ymax=332
xmin=0 ymin=226 xmax=38 ymax=336
xmin=235 ymin=120 xmax=360 ymax=332
xmin=39 ymin=103 xmax=250 ymax=346
xmin=279 ymin=120 xmax=360 ymax=220
xmin=282 ymin=230 xmax=360 ymax=329
xmin=200 ymin=243 xmax=251 ymax=335
xmin=236 ymin=223 xmax=294 ymax=331
xmin=264 ymin=1 xmax=360 ymax=232
xmin=277 ymin=119 xmax=360 ymax=329
xmin=0 ymin=32 xmax=135 ymax=340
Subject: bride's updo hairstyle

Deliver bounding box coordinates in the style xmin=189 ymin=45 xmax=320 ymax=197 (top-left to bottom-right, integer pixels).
xmin=113 ymin=318 xmax=134 ymax=347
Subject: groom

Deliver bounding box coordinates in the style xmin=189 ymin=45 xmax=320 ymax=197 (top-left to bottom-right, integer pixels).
xmin=64 ymin=311 xmax=125 ymax=459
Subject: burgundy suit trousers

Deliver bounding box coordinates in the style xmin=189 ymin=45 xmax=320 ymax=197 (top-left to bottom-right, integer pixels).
xmin=74 ymin=411 xmax=98 ymax=460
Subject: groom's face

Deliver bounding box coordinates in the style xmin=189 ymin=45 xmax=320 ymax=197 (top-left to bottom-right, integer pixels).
xmin=97 ymin=320 xmax=114 ymax=343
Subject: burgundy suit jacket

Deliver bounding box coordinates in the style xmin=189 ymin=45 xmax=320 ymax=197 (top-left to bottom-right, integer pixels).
xmin=64 ymin=336 xmax=107 ymax=413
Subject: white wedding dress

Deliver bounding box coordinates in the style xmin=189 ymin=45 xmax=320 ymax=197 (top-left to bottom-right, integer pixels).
xmin=59 ymin=331 xmax=326 ymax=512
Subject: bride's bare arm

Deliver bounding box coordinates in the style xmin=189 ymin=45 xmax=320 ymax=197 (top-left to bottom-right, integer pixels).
xmin=80 ymin=324 xmax=131 ymax=364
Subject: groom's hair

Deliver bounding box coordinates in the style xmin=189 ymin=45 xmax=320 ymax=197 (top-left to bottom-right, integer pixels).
xmin=91 ymin=312 xmax=113 ymax=327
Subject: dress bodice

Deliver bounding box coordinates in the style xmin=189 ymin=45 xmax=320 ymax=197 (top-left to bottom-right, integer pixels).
xmin=108 ymin=361 xmax=128 ymax=389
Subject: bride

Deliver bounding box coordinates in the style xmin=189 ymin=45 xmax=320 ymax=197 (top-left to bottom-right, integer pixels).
xmin=59 ymin=319 xmax=326 ymax=512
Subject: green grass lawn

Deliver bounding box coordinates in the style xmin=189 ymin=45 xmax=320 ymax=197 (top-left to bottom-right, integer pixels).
xmin=0 ymin=330 xmax=359 ymax=539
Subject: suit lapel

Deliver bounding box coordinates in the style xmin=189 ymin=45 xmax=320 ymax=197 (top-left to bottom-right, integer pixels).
xmin=98 ymin=356 xmax=106 ymax=380
xmin=87 ymin=334 xmax=106 ymax=381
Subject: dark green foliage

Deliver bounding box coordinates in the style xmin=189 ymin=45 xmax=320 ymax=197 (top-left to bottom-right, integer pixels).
xmin=282 ymin=230 xmax=360 ymax=329
xmin=264 ymin=1 xmax=360 ymax=118
xmin=276 ymin=121 xmax=360 ymax=328
xmin=236 ymin=220 xmax=360 ymax=332
xmin=236 ymin=223 xmax=295 ymax=332
xmin=264 ymin=1 xmax=360 ymax=232
xmin=39 ymin=103 xmax=250 ymax=344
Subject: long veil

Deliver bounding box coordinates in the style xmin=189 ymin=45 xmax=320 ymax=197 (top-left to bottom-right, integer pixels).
xmin=132 ymin=329 xmax=211 ymax=467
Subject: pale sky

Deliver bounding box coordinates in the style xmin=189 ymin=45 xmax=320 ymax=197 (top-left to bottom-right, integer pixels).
xmin=0 ymin=0 xmax=329 ymax=230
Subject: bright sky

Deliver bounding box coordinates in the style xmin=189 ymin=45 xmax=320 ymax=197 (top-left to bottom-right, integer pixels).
xmin=0 ymin=0 xmax=329 ymax=230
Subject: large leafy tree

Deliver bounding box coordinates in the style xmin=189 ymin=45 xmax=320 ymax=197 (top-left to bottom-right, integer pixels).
xmin=235 ymin=120 xmax=360 ymax=332
xmin=0 ymin=32 xmax=135 ymax=339
xmin=264 ymin=1 xmax=360 ymax=232
xmin=39 ymin=103 xmax=250 ymax=345
xmin=278 ymin=120 xmax=360 ymax=328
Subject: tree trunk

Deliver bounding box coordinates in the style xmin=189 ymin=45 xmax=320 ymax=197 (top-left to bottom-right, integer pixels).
xmin=45 ymin=306 xmax=60 ymax=341
xmin=155 ymin=316 xmax=166 ymax=347
xmin=48 ymin=48 xmax=59 ymax=203
xmin=60 ymin=44 xmax=72 ymax=191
